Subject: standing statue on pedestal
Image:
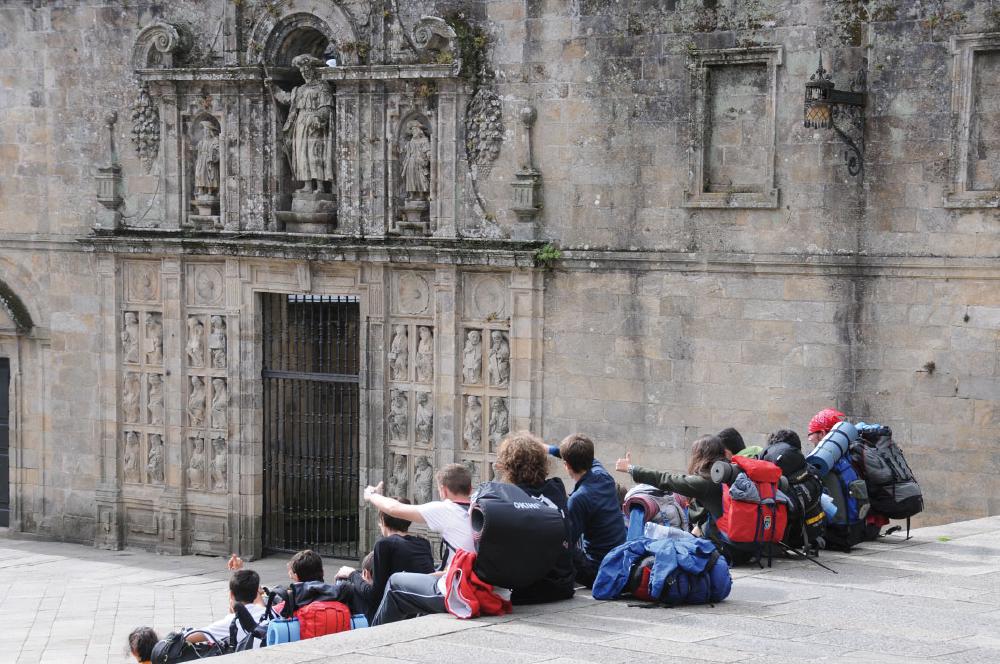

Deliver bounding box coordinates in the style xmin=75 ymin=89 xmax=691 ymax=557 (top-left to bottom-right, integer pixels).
xmin=188 ymin=437 xmax=206 ymax=490
xmin=193 ymin=120 xmax=220 ymax=217
xmin=122 ymin=312 xmax=139 ymax=364
xmin=400 ymin=120 xmax=431 ymax=230
xmin=268 ymin=55 xmax=337 ymax=232
xmin=211 ymin=437 xmax=228 ymax=492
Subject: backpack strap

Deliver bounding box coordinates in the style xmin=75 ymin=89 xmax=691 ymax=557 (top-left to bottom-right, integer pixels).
xmin=437 ymin=500 xmax=471 ymax=571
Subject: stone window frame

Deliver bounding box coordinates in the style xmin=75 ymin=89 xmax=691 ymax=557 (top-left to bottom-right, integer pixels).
xmin=683 ymin=46 xmax=782 ymax=209
xmin=944 ymin=33 xmax=1000 ymax=208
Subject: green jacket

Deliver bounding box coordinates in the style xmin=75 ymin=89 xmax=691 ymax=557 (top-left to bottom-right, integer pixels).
xmin=630 ymin=465 xmax=723 ymax=526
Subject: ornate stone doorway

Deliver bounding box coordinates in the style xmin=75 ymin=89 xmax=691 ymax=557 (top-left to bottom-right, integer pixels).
xmin=261 ymin=294 xmax=361 ymax=558
xmin=0 ymin=358 xmax=9 ymax=527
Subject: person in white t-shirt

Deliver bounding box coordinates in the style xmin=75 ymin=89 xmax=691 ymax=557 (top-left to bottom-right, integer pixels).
xmin=187 ymin=569 xmax=267 ymax=649
xmin=366 ymin=463 xmax=475 ymax=625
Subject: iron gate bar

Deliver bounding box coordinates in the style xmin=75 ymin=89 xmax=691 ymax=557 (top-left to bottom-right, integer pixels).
xmin=261 ymin=369 xmax=360 ymax=383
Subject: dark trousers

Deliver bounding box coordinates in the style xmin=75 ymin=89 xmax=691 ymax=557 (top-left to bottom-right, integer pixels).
xmin=371 ymin=572 xmax=446 ymax=626
xmin=572 ymin=549 xmax=599 ymax=588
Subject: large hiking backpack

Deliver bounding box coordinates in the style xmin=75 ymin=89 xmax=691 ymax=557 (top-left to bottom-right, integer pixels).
xmin=150 ymin=631 xmax=223 ymax=663
xmin=714 ymin=456 xmax=789 ymax=562
xmin=265 ymin=581 xmax=355 ymax=645
xmin=622 ymin=484 xmax=689 ymax=532
xmin=821 ymin=455 xmax=870 ymax=551
xmin=469 ymin=481 xmax=569 ymax=589
xmin=762 ymin=443 xmax=826 ymax=552
xmin=851 ymin=425 xmax=923 ymax=530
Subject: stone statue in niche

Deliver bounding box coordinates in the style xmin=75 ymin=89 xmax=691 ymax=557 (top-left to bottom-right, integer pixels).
xmin=147 ymin=373 xmax=164 ymax=425
xmin=188 ymin=436 xmax=206 ymax=490
xmin=388 ymin=453 xmax=408 ymax=499
xmin=415 ymin=391 xmax=433 ymax=445
xmin=267 ymin=55 xmax=336 ymax=231
xmin=211 ymin=437 xmax=227 ymax=492
xmin=413 ymin=456 xmax=433 ymax=504
xmin=488 ymin=331 xmax=510 ymax=386
xmin=188 ymin=376 xmax=206 ymax=427
xmin=210 ymin=378 xmax=227 ymax=430
xmin=400 ymin=120 xmax=431 ymax=228
xmin=144 ymin=313 xmax=162 ymax=365
xmin=122 ymin=312 xmax=139 ymax=364
xmin=209 ymin=316 xmax=227 ymax=368
xmin=388 ymin=325 xmax=408 ymax=381
xmin=186 ymin=316 xmax=204 ymax=367
xmin=123 ymin=372 xmax=141 ymax=423
xmin=388 ymin=389 xmax=407 ymax=442
xmin=192 ymin=120 xmax=220 ymax=217
xmin=489 ymin=397 xmax=509 ymax=451
xmin=147 ymin=434 xmax=164 ymax=484
xmin=463 ymin=459 xmax=479 ymax=484
xmin=462 ymin=330 xmax=482 ymax=384
xmin=463 ymin=395 xmax=482 ymax=451
xmin=415 ymin=326 xmax=433 ymax=383
xmin=124 ymin=431 xmax=140 ymax=483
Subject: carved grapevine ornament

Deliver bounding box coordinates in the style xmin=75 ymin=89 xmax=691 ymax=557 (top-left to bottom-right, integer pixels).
xmin=466 ymin=86 xmax=503 ymax=171
xmin=130 ymin=82 xmax=160 ymax=172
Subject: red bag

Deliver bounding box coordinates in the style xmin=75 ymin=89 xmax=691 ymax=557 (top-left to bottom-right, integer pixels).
xmin=294 ymin=600 xmax=351 ymax=639
xmin=717 ymin=456 xmax=788 ymax=544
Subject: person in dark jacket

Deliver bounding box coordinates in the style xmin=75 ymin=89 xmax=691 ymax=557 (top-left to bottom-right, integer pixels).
xmin=494 ymin=431 xmax=575 ymax=604
xmin=546 ymin=433 xmax=626 ymax=587
xmin=614 ymin=435 xmax=728 ymax=535
xmin=336 ymin=498 xmax=435 ymax=623
xmin=717 ymin=427 xmax=745 ymax=458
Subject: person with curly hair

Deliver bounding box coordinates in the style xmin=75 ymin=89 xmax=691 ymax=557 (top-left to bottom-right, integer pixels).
xmin=495 ymin=431 xmax=575 ymax=603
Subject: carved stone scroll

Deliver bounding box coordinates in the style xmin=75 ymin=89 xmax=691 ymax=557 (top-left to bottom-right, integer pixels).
xmin=463 ymin=395 xmax=482 ymax=451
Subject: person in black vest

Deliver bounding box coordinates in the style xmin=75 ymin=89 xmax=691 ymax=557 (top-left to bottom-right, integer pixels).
xmin=494 ymin=431 xmax=575 ymax=604
xmin=336 ymin=498 xmax=435 ymax=623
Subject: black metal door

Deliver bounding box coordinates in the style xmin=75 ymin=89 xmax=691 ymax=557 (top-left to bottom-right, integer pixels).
xmin=262 ymin=294 xmax=360 ymax=557
xmin=0 ymin=358 xmax=9 ymax=527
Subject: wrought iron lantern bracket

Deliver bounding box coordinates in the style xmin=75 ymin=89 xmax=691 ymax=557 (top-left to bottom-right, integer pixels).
xmin=804 ymin=56 xmax=867 ymax=178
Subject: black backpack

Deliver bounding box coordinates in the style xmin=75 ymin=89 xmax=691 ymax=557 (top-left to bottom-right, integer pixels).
xmin=469 ymin=481 xmax=569 ymax=589
xmin=851 ymin=426 xmax=923 ymax=531
xmin=762 ymin=443 xmax=826 ymax=552
xmin=150 ymin=631 xmax=223 ymax=663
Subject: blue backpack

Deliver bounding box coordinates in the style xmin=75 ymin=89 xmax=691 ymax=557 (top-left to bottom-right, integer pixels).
xmin=592 ymin=535 xmax=732 ymax=606
xmin=822 ymin=455 xmax=870 ymax=551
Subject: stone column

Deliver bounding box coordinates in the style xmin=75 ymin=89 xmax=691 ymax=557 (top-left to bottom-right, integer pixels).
xmin=361 ymin=263 xmax=387 ymax=548
xmin=509 ymin=269 xmax=544 ymax=432
xmin=156 ymin=258 xmax=184 ymax=554
xmin=94 ymin=254 xmax=123 ymax=550
xmin=435 ymin=267 xmax=459 ymax=466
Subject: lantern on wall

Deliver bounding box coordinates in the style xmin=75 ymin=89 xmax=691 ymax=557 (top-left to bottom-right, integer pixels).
xmin=803 ymin=55 xmax=867 ymax=176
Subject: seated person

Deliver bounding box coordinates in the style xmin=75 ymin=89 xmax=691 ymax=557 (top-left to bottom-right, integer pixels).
xmin=187 ymin=569 xmax=266 ymax=649
xmin=545 ymin=433 xmax=626 ymax=587
xmin=719 ymin=427 xmax=763 ymax=458
xmin=228 ymin=548 xmax=325 ymax=584
xmin=127 ymin=626 xmax=158 ymax=664
xmin=615 ymin=435 xmax=727 ymax=537
xmin=495 ymin=431 xmax=575 ymax=603
xmin=365 ymin=464 xmax=482 ymax=625
xmin=336 ymin=498 xmax=435 ymax=622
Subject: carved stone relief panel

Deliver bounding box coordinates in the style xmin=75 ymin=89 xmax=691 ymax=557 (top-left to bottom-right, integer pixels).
xmin=123 ymin=372 xmax=141 ymax=424
xmin=487 ymin=331 xmax=510 ymax=387
xmin=387 ymin=451 xmax=409 ymax=500
xmin=415 ymin=391 xmax=433 ymax=446
xmin=388 ymin=389 xmax=408 ymax=443
xmin=462 ymin=395 xmax=482 ymax=451
xmin=415 ymin=326 xmax=433 ymax=383
xmin=210 ymin=437 xmax=227 ymax=493
xmin=462 ymin=459 xmax=480 ymax=486
xmin=124 ymin=260 xmax=161 ymax=305
xmin=187 ymin=263 xmax=226 ymax=308
xmin=187 ymin=376 xmax=207 ymax=427
xmin=186 ymin=316 xmax=205 ymax=367
xmin=462 ymin=330 xmax=482 ymax=385
xmin=391 ymin=271 xmax=432 ymax=317
xmin=488 ymin=397 xmax=509 ymax=452
xmin=147 ymin=373 xmax=164 ymax=425
xmin=124 ymin=431 xmax=142 ymax=484
xmin=209 ymin=315 xmax=227 ymax=368
xmin=144 ymin=313 xmax=163 ymax=366
xmin=187 ymin=436 xmax=206 ymax=490
xmin=147 ymin=434 xmax=165 ymax=484
xmin=388 ymin=325 xmax=409 ymax=381
xmin=464 ymin=274 xmax=509 ymax=322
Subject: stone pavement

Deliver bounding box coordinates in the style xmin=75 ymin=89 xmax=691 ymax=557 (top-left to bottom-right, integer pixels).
xmin=4 ymin=517 xmax=1000 ymax=664
xmin=232 ymin=517 xmax=1000 ymax=664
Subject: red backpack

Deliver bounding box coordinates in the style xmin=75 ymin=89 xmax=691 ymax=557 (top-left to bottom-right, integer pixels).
xmin=716 ymin=456 xmax=788 ymax=548
xmin=294 ymin=600 xmax=351 ymax=639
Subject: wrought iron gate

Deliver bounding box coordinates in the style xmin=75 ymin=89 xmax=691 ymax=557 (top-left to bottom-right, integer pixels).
xmin=262 ymin=294 xmax=360 ymax=558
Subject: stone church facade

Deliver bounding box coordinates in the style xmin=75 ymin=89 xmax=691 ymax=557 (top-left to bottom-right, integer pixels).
xmin=0 ymin=1 xmax=998 ymax=557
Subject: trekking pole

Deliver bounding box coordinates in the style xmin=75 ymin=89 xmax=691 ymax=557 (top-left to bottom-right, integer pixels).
xmin=779 ymin=542 xmax=838 ymax=574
